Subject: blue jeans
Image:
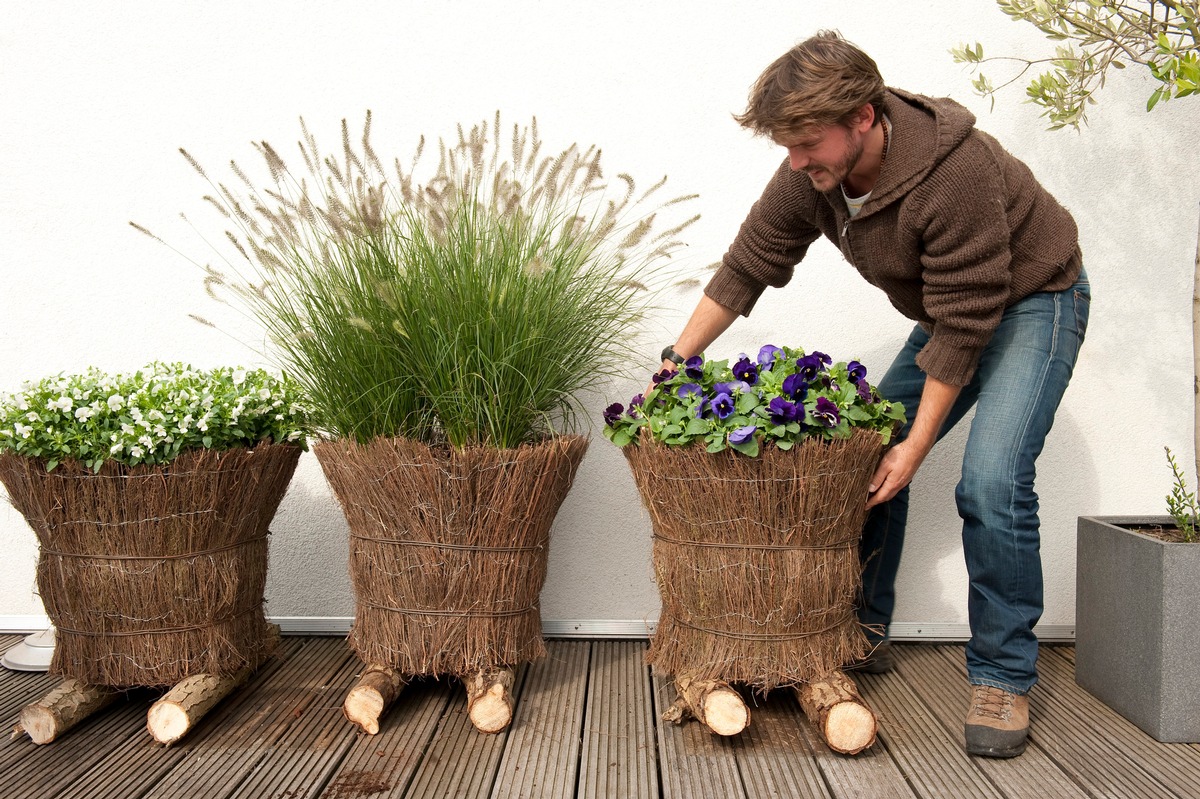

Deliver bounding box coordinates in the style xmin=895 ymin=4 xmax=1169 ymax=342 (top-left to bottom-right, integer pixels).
xmin=859 ymin=272 xmax=1091 ymax=694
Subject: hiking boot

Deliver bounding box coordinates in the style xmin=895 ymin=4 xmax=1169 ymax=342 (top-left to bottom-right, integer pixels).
xmin=847 ymin=640 xmax=894 ymax=674
xmin=964 ymin=685 xmax=1029 ymax=758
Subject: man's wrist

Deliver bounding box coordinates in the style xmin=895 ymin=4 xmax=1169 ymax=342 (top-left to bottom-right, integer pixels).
xmin=660 ymin=345 xmax=685 ymax=366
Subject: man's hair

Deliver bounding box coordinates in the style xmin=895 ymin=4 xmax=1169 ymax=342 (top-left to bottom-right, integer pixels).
xmin=735 ymin=30 xmax=885 ymax=139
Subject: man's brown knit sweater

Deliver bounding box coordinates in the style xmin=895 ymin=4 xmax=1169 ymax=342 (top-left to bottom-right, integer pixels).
xmin=705 ymin=88 xmax=1082 ymax=387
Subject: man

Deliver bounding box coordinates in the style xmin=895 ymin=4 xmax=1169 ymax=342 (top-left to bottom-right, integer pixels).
xmin=657 ymin=30 xmax=1089 ymax=758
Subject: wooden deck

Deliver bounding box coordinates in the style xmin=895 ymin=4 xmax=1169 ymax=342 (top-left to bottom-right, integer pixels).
xmin=2 ymin=635 xmax=1198 ymax=799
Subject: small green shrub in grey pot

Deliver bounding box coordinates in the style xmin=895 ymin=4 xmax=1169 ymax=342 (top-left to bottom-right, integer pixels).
xmin=1075 ymin=509 xmax=1200 ymax=742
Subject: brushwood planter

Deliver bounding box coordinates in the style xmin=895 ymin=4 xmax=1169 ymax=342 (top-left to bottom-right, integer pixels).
xmin=314 ymin=434 xmax=588 ymax=677
xmin=0 ymin=443 xmax=301 ymax=687
xmin=624 ymin=428 xmax=884 ymax=690
xmin=1075 ymin=515 xmax=1200 ymax=743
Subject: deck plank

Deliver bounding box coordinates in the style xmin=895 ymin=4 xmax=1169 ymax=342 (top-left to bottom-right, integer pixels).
xmin=226 ymin=646 xmax=365 ymax=798
xmin=1036 ymin=645 xmax=1200 ymax=799
xmin=577 ymin=640 xmax=657 ymax=799
xmin=897 ymin=644 xmax=1088 ymax=799
xmin=0 ymin=688 xmax=155 ymax=799
xmin=402 ymin=665 xmax=529 ymax=799
xmin=140 ymin=636 xmax=358 ymax=799
xmin=730 ymin=690 xmax=833 ymax=799
xmin=319 ymin=676 xmax=454 ymax=799
xmin=491 ymin=640 xmax=590 ymax=799
xmin=930 ymin=644 xmax=1179 ymax=799
xmin=41 ymin=637 xmax=308 ymax=799
xmin=2 ymin=638 xmax=1198 ymax=798
xmin=653 ymin=673 xmax=746 ymax=799
xmin=790 ymin=684 xmax=917 ymax=799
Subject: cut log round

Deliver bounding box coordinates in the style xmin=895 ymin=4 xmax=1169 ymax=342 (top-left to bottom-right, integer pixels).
xmin=13 ymin=679 xmax=120 ymax=745
xmin=666 ymin=674 xmax=750 ymax=736
xmin=147 ymin=622 xmax=279 ymax=745
xmin=343 ymin=665 xmax=406 ymax=735
xmin=464 ymin=667 xmax=515 ymax=734
xmin=796 ymin=668 xmax=878 ymax=755
xmin=146 ymin=668 xmax=251 ymax=745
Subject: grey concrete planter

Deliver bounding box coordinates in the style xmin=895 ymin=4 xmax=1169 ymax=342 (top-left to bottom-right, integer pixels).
xmin=1075 ymin=515 xmax=1200 ymax=742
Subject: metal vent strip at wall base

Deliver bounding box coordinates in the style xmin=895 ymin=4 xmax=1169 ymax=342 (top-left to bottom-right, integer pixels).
xmin=0 ymin=616 xmax=1076 ymax=642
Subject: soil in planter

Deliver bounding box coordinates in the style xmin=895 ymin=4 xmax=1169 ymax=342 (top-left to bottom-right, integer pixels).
xmin=1123 ymin=523 xmax=1196 ymax=544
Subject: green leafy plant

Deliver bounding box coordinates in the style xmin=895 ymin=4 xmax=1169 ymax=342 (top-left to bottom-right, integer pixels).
xmin=951 ymin=0 xmax=1199 ymax=129
xmin=0 ymin=363 xmax=310 ymax=472
xmin=1164 ymin=445 xmax=1199 ymax=541
xmin=603 ymin=345 xmax=905 ymax=457
xmin=136 ymin=113 xmax=698 ymax=448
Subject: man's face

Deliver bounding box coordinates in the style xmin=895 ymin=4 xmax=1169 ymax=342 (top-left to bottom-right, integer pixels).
xmin=774 ymin=123 xmax=864 ymax=193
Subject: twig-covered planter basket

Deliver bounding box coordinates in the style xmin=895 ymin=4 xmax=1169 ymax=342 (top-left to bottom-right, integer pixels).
xmin=317 ymin=435 xmax=587 ymax=732
xmin=0 ymin=443 xmax=300 ymax=688
xmin=626 ymin=427 xmax=882 ymax=689
xmin=606 ymin=346 xmax=905 ymax=752
xmin=0 ymin=362 xmax=310 ymax=744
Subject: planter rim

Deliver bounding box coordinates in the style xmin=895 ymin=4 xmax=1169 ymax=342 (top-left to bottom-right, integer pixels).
xmin=1078 ymin=515 xmax=1199 ymax=547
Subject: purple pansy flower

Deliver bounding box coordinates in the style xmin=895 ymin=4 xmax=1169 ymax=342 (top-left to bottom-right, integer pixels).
xmin=603 ymin=403 xmax=624 ymax=426
xmin=813 ymin=397 xmax=841 ymax=428
xmin=651 ymin=368 xmax=677 ymax=385
xmin=630 ymin=393 xmax=645 ymax=409
xmin=732 ymin=357 xmax=759 ymax=386
xmin=676 ymin=383 xmax=703 ymax=399
xmin=847 ymin=360 xmax=867 ymax=383
xmin=782 ymin=374 xmax=808 ymax=401
xmin=856 ymin=380 xmax=873 ymax=402
xmin=796 ymin=353 xmax=826 ymax=380
xmin=709 ymin=392 xmax=735 ymax=420
xmin=768 ymin=397 xmax=802 ymax=425
xmin=813 ymin=351 xmax=831 ymax=365
xmin=728 ymin=424 xmax=757 ymax=445
xmin=713 ymin=380 xmax=751 ymax=396
xmin=757 ymin=344 xmax=783 ymax=369
xmin=684 ymin=355 xmax=705 ymax=380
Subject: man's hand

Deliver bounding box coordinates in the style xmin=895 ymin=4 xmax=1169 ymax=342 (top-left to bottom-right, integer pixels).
xmin=866 ymin=439 xmax=928 ymax=508
xmin=865 ymin=373 xmax=961 ymax=509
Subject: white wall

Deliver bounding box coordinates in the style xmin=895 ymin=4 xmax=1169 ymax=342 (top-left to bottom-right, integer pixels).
xmin=2 ymin=1 xmax=1197 ymax=637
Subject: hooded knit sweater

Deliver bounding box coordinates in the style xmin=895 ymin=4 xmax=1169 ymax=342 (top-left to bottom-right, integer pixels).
xmin=705 ymin=88 xmax=1082 ymax=387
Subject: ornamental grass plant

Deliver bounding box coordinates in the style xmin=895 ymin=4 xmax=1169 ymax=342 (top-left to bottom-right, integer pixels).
xmin=138 ymin=113 xmax=698 ymax=447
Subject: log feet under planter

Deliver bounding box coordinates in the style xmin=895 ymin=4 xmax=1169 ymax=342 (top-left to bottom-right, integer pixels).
xmin=147 ymin=668 xmax=252 ymax=745
xmin=11 ymin=679 xmax=121 ymax=745
xmin=343 ymin=665 xmax=407 ymax=735
xmin=795 ymin=669 xmax=878 ymax=755
xmin=463 ymin=667 xmax=516 ymax=734
xmin=663 ymin=669 xmax=877 ymax=754
xmin=342 ymin=665 xmax=517 ymax=736
xmin=662 ymin=675 xmax=751 ymax=736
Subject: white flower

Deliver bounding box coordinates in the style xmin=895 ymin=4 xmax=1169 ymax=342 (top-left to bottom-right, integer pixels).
xmin=121 ymin=423 xmax=136 ymax=435
xmin=138 ymin=435 xmax=153 ymax=448
xmin=258 ymin=388 xmax=271 ymax=401
xmin=107 ymin=394 xmax=124 ymax=411
xmin=232 ymin=369 xmax=247 ymax=386
xmin=129 ymin=446 xmax=144 ymax=459
xmin=48 ymin=396 xmax=73 ymax=412
xmin=74 ymin=406 xmax=96 ymax=422
xmin=25 ymin=412 xmax=40 ymax=423
xmin=110 ymin=442 xmax=124 ymax=454
xmin=15 ymin=423 xmax=33 ymax=438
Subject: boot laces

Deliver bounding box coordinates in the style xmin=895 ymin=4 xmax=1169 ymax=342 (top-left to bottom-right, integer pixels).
xmin=971 ymin=686 xmax=1014 ymax=721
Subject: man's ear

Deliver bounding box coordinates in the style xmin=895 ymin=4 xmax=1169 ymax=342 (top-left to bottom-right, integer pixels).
xmin=850 ymin=103 xmax=876 ymax=133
